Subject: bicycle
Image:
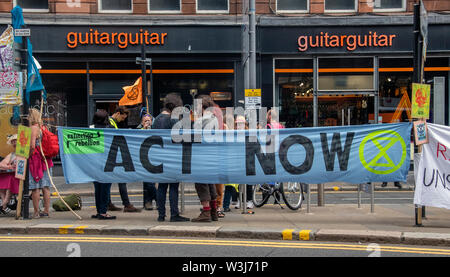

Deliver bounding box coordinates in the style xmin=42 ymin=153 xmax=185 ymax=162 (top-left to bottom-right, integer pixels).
xmin=252 ymin=182 xmax=305 ymax=210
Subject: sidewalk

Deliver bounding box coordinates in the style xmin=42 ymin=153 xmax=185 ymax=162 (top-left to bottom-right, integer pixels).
xmin=2 ymin=171 xmax=449 ymax=248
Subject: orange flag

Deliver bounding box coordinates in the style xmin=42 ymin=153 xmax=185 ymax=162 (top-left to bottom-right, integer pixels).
xmin=119 ymin=77 xmax=142 ymax=106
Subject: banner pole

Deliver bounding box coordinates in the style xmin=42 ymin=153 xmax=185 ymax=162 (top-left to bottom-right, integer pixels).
xmin=307 ymin=184 xmax=311 ymax=214
xmin=357 ymin=184 xmax=361 ymax=209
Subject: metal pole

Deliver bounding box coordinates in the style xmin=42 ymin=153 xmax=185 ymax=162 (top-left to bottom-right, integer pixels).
xmin=357 ymin=184 xmax=361 ymax=209
xmin=140 ymin=44 xmax=147 ymax=105
xmin=21 ymin=37 xmax=30 ymax=220
xmin=242 ymin=184 xmax=247 ymax=214
xmin=370 ymin=180 xmax=375 ymax=213
xmin=413 ymin=3 xmax=424 ymax=227
xmin=313 ymin=57 xmax=324 ymax=206
xmin=374 ymin=56 xmax=379 ymax=124
xmin=180 ymin=182 xmax=185 ymax=214
xmin=249 ymin=0 xmax=256 ymax=89
xmin=348 ymin=108 xmax=350 ymax=125
xmin=307 ymin=184 xmax=311 ymax=213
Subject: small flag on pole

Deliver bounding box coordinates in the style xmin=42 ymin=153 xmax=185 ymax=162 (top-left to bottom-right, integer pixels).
xmin=119 ymin=77 xmax=142 ymax=106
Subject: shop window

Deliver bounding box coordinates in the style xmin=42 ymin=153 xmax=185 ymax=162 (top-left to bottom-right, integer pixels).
xmin=378 ymin=58 xmax=413 ymax=123
xmin=324 ymin=0 xmax=356 ymax=12
xmin=277 ymin=0 xmax=308 ymax=13
xmin=99 ymin=0 xmax=132 ymax=13
xmin=149 ymin=0 xmax=181 ymax=13
xmin=275 ymin=59 xmax=314 ymax=127
xmin=373 ymin=0 xmax=406 ymax=11
xmin=197 ymin=0 xmax=229 ymax=13
xmin=318 ymin=57 xmax=374 ymax=91
xmin=15 ymin=0 xmax=48 ymax=11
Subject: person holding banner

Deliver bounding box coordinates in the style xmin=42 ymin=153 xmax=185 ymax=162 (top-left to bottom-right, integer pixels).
xmin=107 ymin=106 xmax=141 ymax=213
xmin=138 ymin=113 xmax=158 ymax=210
xmin=192 ymin=94 xmax=219 ymax=222
xmin=28 ymin=108 xmax=53 ymax=219
xmin=91 ymin=110 xmax=116 ymax=220
xmin=153 ymin=93 xmax=189 ymax=222
xmin=0 ymin=134 xmax=18 ymax=214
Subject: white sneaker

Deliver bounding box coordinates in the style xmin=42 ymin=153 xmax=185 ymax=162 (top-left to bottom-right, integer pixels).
xmin=246 ymin=201 xmax=254 ymax=209
xmin=233 ymin=200 xmax=240 ymax=209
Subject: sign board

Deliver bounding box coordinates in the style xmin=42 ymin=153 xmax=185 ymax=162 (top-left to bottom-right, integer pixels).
xmin=413 ymin=120 xmax=428 ymax=145
xmin=245 ymin=89 xmax=261 ymax=109
xmin=15 ymin=156 xmax=27 ymax=180
xmin=14 ymin=29 xmax=30 ymax=37
xmin=411 ymin=83 xmax=430 ymax=119
xmin=16 ymin=125 xmax=31 ymax=158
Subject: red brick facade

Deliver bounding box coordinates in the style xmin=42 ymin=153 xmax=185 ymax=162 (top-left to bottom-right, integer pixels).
xmin=1 ymin=0 xmax=448 ymax=14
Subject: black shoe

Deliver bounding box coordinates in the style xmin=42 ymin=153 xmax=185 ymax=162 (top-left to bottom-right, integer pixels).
xmin=91 ymin=214 xmax=99 ymax=219
xmin=223 ymin=207 xmax=231 ymax=212
xmin=170 ymin=215 xmax=190 ymax=222
xmin=381 ymin=182 xmax=387 ymax=187
xmin=98 ymin=214 xmax=116 ymax=220
xmin=157 ymin=216 xmax=165 ymax=222
xmin=394 ymin=182 xmax=402 ymax=189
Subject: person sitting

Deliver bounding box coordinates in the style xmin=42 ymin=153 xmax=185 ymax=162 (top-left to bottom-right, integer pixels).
xmin=0 ymin=134 xmax=19 ymax=215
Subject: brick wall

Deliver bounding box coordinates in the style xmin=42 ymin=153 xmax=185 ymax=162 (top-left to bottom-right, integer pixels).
xmin=0 ymin=0 xmax=448 ymax=15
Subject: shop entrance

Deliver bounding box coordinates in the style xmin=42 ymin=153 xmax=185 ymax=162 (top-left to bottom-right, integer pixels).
xmin=317 ymin=94 xmax=371 ymax=126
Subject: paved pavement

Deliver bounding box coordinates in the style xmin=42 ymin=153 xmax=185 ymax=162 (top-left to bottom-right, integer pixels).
xmin=2 ymin=171 xmax=450 ymax=248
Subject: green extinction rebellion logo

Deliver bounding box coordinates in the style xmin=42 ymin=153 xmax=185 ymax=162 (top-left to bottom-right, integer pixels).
xmin=63 ymin=129 xmax=104 ymax=154
xmin=359 ymin=130 xmax=407 ymax=175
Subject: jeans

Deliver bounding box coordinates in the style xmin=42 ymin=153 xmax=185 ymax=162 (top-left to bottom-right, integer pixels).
xmin=223 ymin=186 xmax=238 ymax=210
xmin=143 ymin=182 xmax=157 ymax=205
xmin=109 ymin=183 xmax=131 ymax=207
xmin=157 ymin=183 xmax=180 ymax=218
xmin=94 ymin=182 xmax=112 ymax=215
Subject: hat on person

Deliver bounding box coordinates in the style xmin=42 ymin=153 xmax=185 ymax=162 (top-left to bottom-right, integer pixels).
xmin=6 ymin=134 xmax=17 ymax=145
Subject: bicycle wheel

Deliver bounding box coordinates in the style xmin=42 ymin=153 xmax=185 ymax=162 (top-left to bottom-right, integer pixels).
xmin=252 ymin=184 xmax=271 ymax=207
xmin=281 ymin=182 xmax=304 ymax=210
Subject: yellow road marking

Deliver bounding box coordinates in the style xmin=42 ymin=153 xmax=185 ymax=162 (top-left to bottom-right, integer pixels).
xmin=282 ymin=229 xmax=294 ymax=240
xmin=0 ymin=236 xmax=449 ymax=255
xmin=58 ymin=225 xmax=73 ymax=235
xmin=74 ymin=226 xmax=88 ymax=234
xmin=299 ymin=230 xmax=311 ymax=241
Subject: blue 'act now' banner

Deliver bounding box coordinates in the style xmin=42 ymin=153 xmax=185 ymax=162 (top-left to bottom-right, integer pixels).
xmin=59 ymin=123 xmax=412 ymax=184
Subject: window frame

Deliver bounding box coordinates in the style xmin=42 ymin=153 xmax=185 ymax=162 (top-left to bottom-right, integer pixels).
xmin=276 ymin=0 xmax=309 ymax=14
xmin=324 ymin=0 xmax=357 ymax=13
xmin=196 ymin=0 xmax=229 ymax=14
xmin=13 ymin=0 xmax=49 ymax=13
xmin=373 ymin=0 xmax=406 ymax=12
xmin=98 ymin=0 xmax=133 ymax=14
xmin=148 ymin=0 xmax=182 ymax=14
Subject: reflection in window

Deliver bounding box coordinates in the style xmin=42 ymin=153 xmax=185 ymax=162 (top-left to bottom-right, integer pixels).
xmin=277 ymin=0 xmax=308 ymax=11
xmin=16 ymin=0 xmax=48 ymax=10
xmin=325 ymin=0 xmax=355 ymax=11
xmin=149 ymin=0 xmax=180 ymax=12
xmin=197 ymin=0 xmax=228 ymax=11
xmin=374 ymin=0 xmax=404 ymax=10
xmin=100 ymin=0 xmax=132 ymax=11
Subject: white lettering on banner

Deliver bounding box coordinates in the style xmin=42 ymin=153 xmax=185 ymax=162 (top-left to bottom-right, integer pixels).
xmin=414 ymin=123 xmax=450 ymax=209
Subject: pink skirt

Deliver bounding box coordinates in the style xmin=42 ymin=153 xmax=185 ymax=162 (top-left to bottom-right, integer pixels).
xmin=0 ymin=173 xmax=19 ymax=194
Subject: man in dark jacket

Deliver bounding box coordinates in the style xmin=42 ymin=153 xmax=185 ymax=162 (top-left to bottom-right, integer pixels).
xmin=107 ymin=106 xmax=141 ymax=213
xmin=152 ymin=93 xmax=189 ymax=222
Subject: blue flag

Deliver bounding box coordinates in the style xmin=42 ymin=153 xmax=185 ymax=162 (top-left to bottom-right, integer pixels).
xmin=26 ymin=38 xmax=46 ymax=104
xmin=11 ymin=6 xmax=25 ymax=43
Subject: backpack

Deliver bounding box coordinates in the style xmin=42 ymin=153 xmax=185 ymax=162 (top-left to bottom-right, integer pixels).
xmin=40 ymin=126 xmax=59 ymax=158
xmin=52 ymin=194 xmax=82 ymax=211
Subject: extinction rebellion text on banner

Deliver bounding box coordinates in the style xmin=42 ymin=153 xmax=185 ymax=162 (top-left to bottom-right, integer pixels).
xmin=415 ymin=123 xmax=450 ymax=209
xmin=59 ymin=118 xmax=411 ymax=185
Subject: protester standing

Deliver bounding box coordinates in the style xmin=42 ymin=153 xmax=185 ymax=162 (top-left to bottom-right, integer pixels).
xmin=191 ymin=94 xmax=219 ymax=222
xmin=91 ymin=110 xmax=115 ymax=220
xmin=28 ymin=108 xmax=53 ymax=219
xmin=0 ymin=134 xmax=19 ymax=214
xmin=153 ymin=93 xmax=189 ymax=222
xmin=107 ymin=106 xmax=140 ymax=213
xmin=138 ymin=112 xmax=158 ymax=210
